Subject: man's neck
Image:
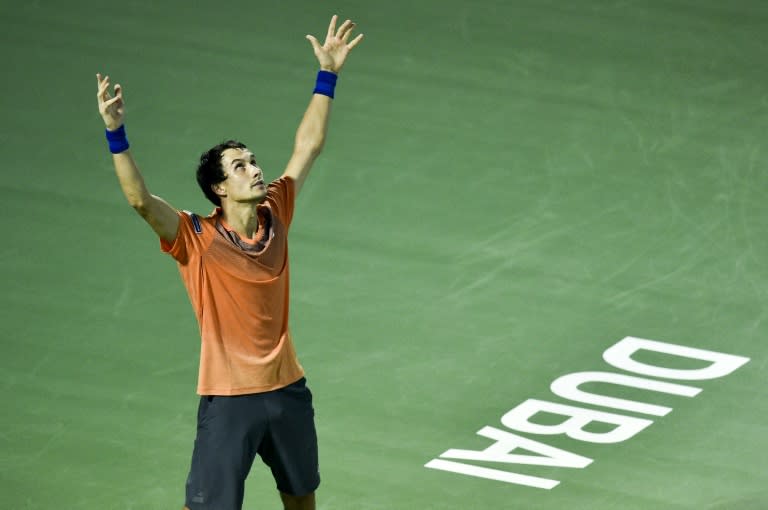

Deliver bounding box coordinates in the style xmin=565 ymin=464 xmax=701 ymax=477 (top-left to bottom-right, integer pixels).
xmin=220 ymin=201 xmax=261 ymax=239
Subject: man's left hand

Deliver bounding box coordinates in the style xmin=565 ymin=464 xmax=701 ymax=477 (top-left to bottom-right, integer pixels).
xmin=306 ymin=15 xmax=364 ymax=74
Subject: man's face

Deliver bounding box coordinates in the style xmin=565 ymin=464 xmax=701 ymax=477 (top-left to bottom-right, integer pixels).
xmin=216 ymin=147 xmax=268 ymax=204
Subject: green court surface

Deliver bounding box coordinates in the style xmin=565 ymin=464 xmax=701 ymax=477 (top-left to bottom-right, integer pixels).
xmin=2 ymin=1 xmax=767 ymax=508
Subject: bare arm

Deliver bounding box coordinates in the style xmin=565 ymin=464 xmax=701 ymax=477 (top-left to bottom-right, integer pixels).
xmin=281 ymin=15 xmax=364 ymax=194
xmin=96 ymin=74 xmax=179 ymax=243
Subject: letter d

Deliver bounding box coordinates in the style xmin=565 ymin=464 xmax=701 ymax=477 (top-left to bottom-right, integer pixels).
xmin=603 ymin=337 xmax=750 ymax=380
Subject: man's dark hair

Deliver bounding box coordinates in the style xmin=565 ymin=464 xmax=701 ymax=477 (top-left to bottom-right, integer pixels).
xmin=196 ymin=140 xmax=247 ymax=206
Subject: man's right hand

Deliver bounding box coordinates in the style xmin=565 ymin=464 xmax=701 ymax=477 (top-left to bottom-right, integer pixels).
xmin=96 ymin=73 xmax=124 ymax=131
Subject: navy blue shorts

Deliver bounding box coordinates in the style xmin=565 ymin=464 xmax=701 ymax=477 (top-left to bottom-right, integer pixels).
xmin=185 ymin=378 xmax=319 ymax=510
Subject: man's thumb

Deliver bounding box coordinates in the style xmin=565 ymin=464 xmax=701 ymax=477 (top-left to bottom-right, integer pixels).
xmin=306 ymin=34 xmax=321 ymax=52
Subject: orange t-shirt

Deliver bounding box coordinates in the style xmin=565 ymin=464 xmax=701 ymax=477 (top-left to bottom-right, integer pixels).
xmin=161 ymin=177 xmax=304 ymax=395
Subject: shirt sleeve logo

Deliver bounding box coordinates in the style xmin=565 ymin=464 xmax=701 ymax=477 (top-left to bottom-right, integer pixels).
xmin=183 ymin=210 xmax=203 ymax=234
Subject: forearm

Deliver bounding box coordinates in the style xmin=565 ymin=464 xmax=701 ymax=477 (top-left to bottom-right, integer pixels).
xmin=293 ymin=92 xmax=333 ymax=156
xmin=112 ymin=150 xmax=152 ymax=211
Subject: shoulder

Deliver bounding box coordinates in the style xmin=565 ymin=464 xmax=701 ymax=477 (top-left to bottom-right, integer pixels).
xmin=267 ymin=176 xmax=296 ymax=197
xmin=266 ymin=177 xmax=296 ymax=223
xmin=178 ymin=208 xmax=220 ymax=236
xmin=181 ymin=210 xmax=204 ymax=234
xmin=266 ymin=176 xmax=296 ymax=212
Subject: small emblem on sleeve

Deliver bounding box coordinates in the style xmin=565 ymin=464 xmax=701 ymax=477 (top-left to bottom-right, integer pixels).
xmin=183 ymin=210 xmax=203 ymax=234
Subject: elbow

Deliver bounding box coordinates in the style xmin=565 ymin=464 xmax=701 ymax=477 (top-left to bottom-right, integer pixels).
xmin=131 ymin=201 xmax=149 ymax=217
xmin=295 ymin=136 xmax=325 ymax=158
xmin=127 ymin=194 xmax=150 ymax=216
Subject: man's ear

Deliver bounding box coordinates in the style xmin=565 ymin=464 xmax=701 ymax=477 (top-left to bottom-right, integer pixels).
xmin=212 ymin=181 xmax=226 ymax=198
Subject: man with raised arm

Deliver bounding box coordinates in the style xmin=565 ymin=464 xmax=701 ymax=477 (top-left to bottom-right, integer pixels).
xmin=96 ymin=15 xmax=363 ymax=510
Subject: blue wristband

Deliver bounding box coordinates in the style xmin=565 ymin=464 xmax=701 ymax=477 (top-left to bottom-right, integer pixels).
xmin=313 ymin=70 xmax=338 ymax=99
xmin=105 ymin=125 xmax=130 ymax=154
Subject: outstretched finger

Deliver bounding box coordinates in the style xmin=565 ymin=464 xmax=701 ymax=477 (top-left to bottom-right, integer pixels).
xmin=336 ymin=19 xmax=353 ymax=39
xmin=340 ymin=23 xmax=357 ymax=43
xmin=305 ymin=34 xmax=322 ymax=53
xmin=326 ymin=14 xmax=338 ymax=42
xmin=347 ymin=33 xmax=364 ymax=50
xmin=97 ymin=77 xmax=111 ymax=102
xmin=103 ymin=95 xmax=122 ymax=109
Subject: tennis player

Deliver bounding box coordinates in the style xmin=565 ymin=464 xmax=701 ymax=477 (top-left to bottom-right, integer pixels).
xmin=96 ymin=15 xmax=363 ymax=510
